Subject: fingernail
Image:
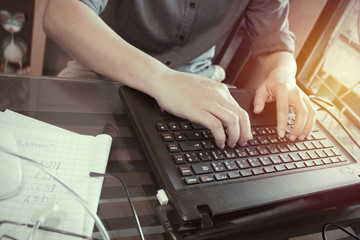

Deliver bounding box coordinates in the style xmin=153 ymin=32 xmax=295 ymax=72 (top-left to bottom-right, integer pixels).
xmin=227 ymin=141 xmax=236 ymax=148
xmin=289 ymin=135 xmax=296 ymax=141
xmin=240 ymin=141 xmax=247 ymax=147
xmin=279 ymin=130 xmax=285 ymax=138
xmin=220 ymin=143 xmax=225 ymax=149
xmin=299 ymin=134 xmax=306 ymax=140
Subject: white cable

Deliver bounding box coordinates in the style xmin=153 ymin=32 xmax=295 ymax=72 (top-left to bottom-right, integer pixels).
xmin=0 ymin=146 xmax=110 ymax=240
xmin=28 ymin=204 xmax=59 ymax=240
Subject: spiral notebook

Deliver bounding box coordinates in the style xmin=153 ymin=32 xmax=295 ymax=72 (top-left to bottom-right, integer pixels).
xmin=0 ymin=110 xmax=112 ymax=240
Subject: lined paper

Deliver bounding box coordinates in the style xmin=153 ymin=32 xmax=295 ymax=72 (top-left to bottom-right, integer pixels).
xmin=0 ymin=110 xmax=112 ymax=239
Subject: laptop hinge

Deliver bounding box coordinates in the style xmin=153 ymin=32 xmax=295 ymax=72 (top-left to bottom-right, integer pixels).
xmin=197 ymin=205 xmax=213 ymax=229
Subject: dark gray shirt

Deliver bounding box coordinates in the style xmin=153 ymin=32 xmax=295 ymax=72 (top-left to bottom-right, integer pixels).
xmin=81 ymin=0 xmax=295 ymax=68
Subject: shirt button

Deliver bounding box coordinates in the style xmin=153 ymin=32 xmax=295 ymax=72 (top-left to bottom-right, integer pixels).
xmin=189 ymin=2 xmax=195 ymax=8
xmin=165 ymin=61 xmax=172 ymax=66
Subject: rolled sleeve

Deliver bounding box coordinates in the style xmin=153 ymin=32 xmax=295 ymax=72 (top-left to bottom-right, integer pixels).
xmin=245 ymin=0 xmax=295 ymax=57
xmin=80 ymin=0 xmax=108 ymax=14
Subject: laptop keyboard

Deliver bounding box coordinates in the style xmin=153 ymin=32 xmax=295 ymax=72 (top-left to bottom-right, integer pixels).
xmin=156 ymin=120 xmax=349 ymax=185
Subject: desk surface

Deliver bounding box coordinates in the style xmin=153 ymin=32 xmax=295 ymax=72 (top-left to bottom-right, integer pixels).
xmin=1 ymin=73 xmax=360 ymax=240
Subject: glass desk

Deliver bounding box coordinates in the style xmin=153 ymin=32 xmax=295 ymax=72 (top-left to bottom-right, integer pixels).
xmin=1 ymin=73 xmax=360 ymax=240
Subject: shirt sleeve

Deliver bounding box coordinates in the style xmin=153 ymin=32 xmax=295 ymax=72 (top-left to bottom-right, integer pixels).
xmin=80 ymin=0 xmax=109 ymax=15
xmin=245 ymin=0 xmax=295 ymax=57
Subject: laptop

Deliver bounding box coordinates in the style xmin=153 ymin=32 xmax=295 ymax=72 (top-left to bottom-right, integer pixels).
xmin=119 ymin=86 xmax=360 ymax=232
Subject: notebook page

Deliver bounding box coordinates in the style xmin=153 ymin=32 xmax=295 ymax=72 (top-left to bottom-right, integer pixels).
xmin=1 ymin=109 xmax=74 ymax=134
xmin=0 ymin=110 xmax=112 ymax=239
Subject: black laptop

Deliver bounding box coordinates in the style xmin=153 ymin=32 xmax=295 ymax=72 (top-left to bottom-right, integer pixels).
xmin=119 ymin=86 xmax=360 ymax=231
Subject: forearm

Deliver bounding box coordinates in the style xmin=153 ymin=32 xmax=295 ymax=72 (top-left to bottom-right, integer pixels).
xmin=43 ymin=0 xmax=170 ymax=96
xmin=257 ymin=51 xmax=297 ymax=84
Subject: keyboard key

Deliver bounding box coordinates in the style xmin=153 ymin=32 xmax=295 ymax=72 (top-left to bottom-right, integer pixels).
xmin=179 ymin=142 xmax=202 ymax=151
xmin=198 ymin=151 xmax=212 ymax=161
xmin=185 ymin=176 xmax=199 ymax=185
xmin=192 ymin=164 xmax=213 ymax=174
xmin=191 ymin=122 xmax=206 ymax=129
xmin=224 ymin=160 xmax=239 ymax=170
xmin=275 ymin=164 xmax=286 ymax=171
xmin=246 ymin=147 xmax=259 ymax=156
xmin=264 ymin=166 xmax=276 ymax=173
xmin=332 ymin=148 xmax=342 ymax=156
xmin=270 ymin=155 xmax=282 ymax=164
xmin=252 ymin=168 xmax=265 ymax=175
xmin=323 ymin=148 xmax=336 ymax=157
xmin=320 ymin=140 xmax=334 ymax=148
xmin=323 ymin=158 xmax=332 ymax=164
xmin=266 ymin=127 xmax=277 ymax=134
xmin=248 ymin=139 xmax=260 ymax=146
xmin=314 ymin=159 xmax=324 ymax=165
xmin=295 ymin=162 xmax=306 ymax=168
xmin=173 ymin=132 xmax=186 ymax=141
xmin=304 ymin=141 xmax=315 ymax=150
xmin=215 ymin=172 xmax=228 ymax=181
xmin=280 ymin=154 xmax=293 ymax=163
xmin=185 ymin=153 xmax=200 ymax=163
xmin=305 ymin=161 xmax=315 ymax=167
xmin=240 ymin=169 xmax=253 ymax=177
xmin=179 ymin=166 xmax=193 ymax=176
xmin=185 ymin=131 xmax=204 ymax=140
xmin=255 ymin=127 xmax=267 ymax=135
xmin=251 ymin=129 xmax=258 ymax=136
xmin=156 ymin=122 xmax=169 ymax=131
xmin=278 ymin=144 xmax=289 ymax=153
xmin=212 ymin=162 xmax=226 ymax=172
xmin=268 ymin=135 xmax=280 ymax=144
xmin=258 ymin=136 xmax=270 ymax=145
xmin=268 ymin=145 xmax=280 ymax=154
xmin=167 ymin=143 xmax=180 ymax=152
xmin=307 ymin=151 xmax=318 ymax=159
xmin=315 ymin=150 xmax=327 ymax=158
xmin=257 ymin=146 xmax=270 ymax=155
xmin=312 ymin=131 xmax=327 ymax=140
xmin=236 ymin=159 xmax=250 ymax=169
xmin=201 ymin=140 xmax=216 ymax=150
xmin=259 ymin=156 xmax=272 ymax=165
xmin=223 ymin=149 xmax=237 ymax=158
xmin=161 ymin=133 xmax=174 ymax=142
xmin=228 ymin=171 xmax=241 ymax=179
xmin=168 ymin=122 xmax=180 ymax=131
xmin=248 ymin=158 xmax=261 ymax=167
xmin=202 ymin=130 xmax=213 ymax=139
xmin=200 ymin=175 xmax=214 ymax=183
xmin=285 ymin=163 xmax=296 ymax=170
xmin=235 ymin=148 xmax=248 ymax=157
xmin=312 ymin=141 xmax=323 ymax=149
xmin=179 ymin=122 xmax=192 ymax=130
xmin=173 ymin=154 xmax=186 ymax=164
xmin=299 ymin=152 xmax=310 ymax=160
xmin=338 ymin=156 xmax=348 ymax=162
xmin=286 ymin=143 xmax=298 ymax=152
xmin=289 ymin=153 xmax=301 ymax=161
xmin=211 ymin=150 xmax=225 ymax=160
xmin=295 ymin=142 xmax=307 ymax=150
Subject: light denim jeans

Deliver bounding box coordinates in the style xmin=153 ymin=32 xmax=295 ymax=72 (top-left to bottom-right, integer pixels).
xmin=175 ymin=45 xmax=215 ymax=78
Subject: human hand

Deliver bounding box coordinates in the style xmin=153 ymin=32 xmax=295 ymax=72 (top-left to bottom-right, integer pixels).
xmin=151 ymin=70 xmax=253 ymax=149
xmin=253 ymin=70 xmax=316 ymax=141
